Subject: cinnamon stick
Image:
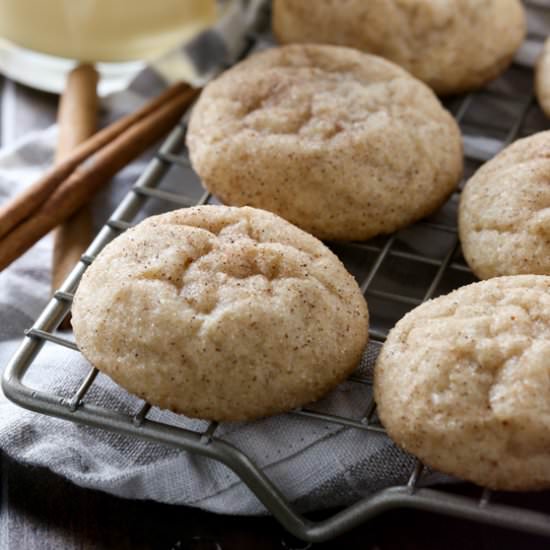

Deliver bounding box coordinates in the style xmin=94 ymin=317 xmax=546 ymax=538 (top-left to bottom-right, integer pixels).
xmin=0 ymin=85 xmax=198 ymax=272
xmin=0 ymin=81 xmax=191 ymax=241
xmin=52 ymin=64 xmax=98 ymax=329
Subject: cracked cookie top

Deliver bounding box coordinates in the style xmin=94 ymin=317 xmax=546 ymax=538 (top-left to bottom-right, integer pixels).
xmin=187 ymin=44 xmax=463 ymax=241
xmin=374 ymin=275 xmax=550 ymax=490
xmin=273 ymin=0 xmax=525 ymax=95
xmin=459 ymin=130 xmax=550 ymax=279
xmin=72 ymin=205 xmax=369 ymax=421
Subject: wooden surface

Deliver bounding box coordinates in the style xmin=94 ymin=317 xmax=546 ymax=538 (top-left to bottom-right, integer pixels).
xmin=1 ymin=454 xmax=548 ymax=550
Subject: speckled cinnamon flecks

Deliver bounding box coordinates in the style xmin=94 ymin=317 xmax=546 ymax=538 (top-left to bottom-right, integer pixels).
xmin=374 ymin=275 xmax=550 ymax=491
xmin=459 ymin=130 xmax=550 ymax=279
xmin=187 ymin=44 xmax=463 ymax=241
xmin=273 ymin=0 xmax=525 ymax=95
xmin=72 ymin=205 xmax=369 ymax=421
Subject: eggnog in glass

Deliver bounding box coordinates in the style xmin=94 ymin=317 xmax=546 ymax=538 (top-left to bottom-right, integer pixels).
xmin=0 ymin=0 xmax=217 ymax=93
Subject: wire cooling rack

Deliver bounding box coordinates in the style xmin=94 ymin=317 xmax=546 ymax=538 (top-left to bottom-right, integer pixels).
xmin=3 ymin=28 xmax=550 ymax=545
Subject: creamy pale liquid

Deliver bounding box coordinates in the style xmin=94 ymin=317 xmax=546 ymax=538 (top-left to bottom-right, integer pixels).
xmin=0 ymin=0 xmax=217 ymax=62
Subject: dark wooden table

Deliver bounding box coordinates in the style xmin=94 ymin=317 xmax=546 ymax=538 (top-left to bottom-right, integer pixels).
xmin=1 ymin=453 xmax=549 ymax=550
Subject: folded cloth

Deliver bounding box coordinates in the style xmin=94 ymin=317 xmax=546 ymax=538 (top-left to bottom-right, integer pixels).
xmin=0 ymin=0 xmax=547 ymax=515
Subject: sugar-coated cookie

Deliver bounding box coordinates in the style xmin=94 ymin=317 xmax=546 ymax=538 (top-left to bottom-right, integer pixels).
xmin=72 ymin=205 xmax=369 ymax=421
xmin=273 ymin=0 xmax=525 ymax=95
xmin=187 ymin=44 xmax=463 ymax=241
xmin=374 ymin=275 xmax=550 ymax=491
xmin=459 ymin=131 xmax=550 ymax=279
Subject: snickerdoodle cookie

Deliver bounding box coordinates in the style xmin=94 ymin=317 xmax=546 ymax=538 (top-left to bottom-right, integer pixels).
xmin=187 ymin=44 xmax=463 ymax=241
xmin=72 ymin=205 xmax=369 ymax=421
xmin=459 ymin=131 xmax=550 ymax=279
xmin=273 ymin=0 xmax=525 ymax=95
xmin=374 ymin=275 xmax=550 ymax=491
xmin=536 ymin=37 xmax=550 ymax=117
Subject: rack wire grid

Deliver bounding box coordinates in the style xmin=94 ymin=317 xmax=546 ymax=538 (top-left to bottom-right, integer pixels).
xmin=3 ymin=26 xmax=550 ymax=546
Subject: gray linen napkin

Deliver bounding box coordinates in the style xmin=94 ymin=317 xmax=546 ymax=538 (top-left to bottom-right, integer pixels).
xmin=0 ymin=0 xmax=547 ymax=514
